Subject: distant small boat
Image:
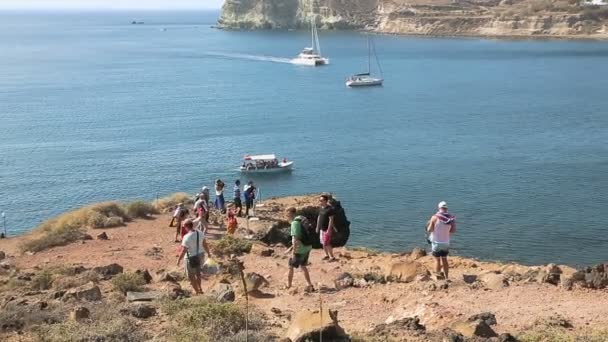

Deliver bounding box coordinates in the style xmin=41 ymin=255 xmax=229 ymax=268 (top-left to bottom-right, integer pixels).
xmin=346 ymin=35 xmax=383 ymax=87
xmin=239 ymin=154 xmax=294 ymax=174
xmin=131 ymin=21 xmax=144 ymax=25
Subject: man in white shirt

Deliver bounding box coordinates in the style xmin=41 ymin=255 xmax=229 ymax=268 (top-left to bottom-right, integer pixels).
xmin=177 ymin=219 xmax=211 ymax=295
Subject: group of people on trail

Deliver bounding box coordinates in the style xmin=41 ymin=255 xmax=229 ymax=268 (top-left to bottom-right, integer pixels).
xmin=172 ymin=185 xmax=456 ymax=294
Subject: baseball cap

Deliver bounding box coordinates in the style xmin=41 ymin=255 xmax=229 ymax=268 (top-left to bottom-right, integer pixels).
xmin=438 ymin=201 xmax=448 ymax=209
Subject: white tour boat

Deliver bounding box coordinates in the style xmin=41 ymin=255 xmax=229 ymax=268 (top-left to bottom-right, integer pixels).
xmin=239 ymin=154 xmax=294 ymax=174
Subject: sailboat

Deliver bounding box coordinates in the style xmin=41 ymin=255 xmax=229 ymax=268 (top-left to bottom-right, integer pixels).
xmin=346 ymin=34 xmax=383 ymax=87
xmin=291 ymin=10 xmax=329 ymax=66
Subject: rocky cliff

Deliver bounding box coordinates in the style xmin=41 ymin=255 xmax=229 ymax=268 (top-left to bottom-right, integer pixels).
xmin=217 ymin=0 xmax=608 ymax=38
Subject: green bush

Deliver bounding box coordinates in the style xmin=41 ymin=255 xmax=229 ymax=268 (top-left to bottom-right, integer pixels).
xmin=111 ymin=272 xmax=146 ymax=294
xmin=212 ymin=236 xmax=252 ymax=257
xmin=126 ymin=200 xmax=159 ymax=219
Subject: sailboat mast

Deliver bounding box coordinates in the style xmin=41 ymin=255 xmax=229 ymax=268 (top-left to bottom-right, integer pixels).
xmin=367 ymin=35 xmax=371 ymax=74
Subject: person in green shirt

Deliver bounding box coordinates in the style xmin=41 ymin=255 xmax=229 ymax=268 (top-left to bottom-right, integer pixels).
xmin=285 ymin=207 xmax=314 ymax=292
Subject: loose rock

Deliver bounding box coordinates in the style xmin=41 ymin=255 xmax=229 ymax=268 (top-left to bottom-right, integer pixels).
xmin=136 ymin=269 xmax=153 ymax=284
xmin=409 ymin=247 xmax=427 ymax=260
xmin=467 ymin=312 xmax=497 ymax=326
xmin=451 ymin=319 xmax=498 ymax=338
xmin=96 ymin=232 xmax=109 ymax=240
xmin=93 ymin=263 xmax=123 ymax=279
xmin=387 ymin=261 xmax=429 ymax=283
xmin=479 ymin=271 xmax=509 ymax=289
xmin=82 ymin=234 xmax=93 ymax=241
xmin=70 ymin=306 xmax=90 ymax=321
xmin=250 ymin=243 xmax=275 ymax=257
xmin=64 ymin=283 xmax=102 ymax=302
xmin=245 ymin=272 xmax=269 ymax=293
xmin=285 ymin=309 xmax=347 ymax=342
xmin=130 ymin=304 xmax=157 ymax=319
xmin=210 ymin=283 xmax=235 ymax=302
xmin=126 ymin=291 xmax=162 ymax=302
xmin=334 ymin=273 xmax=354 ymax=290
xmin=0 ymin=251 xmax=6 ymax=260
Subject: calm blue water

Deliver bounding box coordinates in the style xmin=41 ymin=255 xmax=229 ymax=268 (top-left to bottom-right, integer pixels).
xmin=1 ymin=10 xmax=607 ymax=266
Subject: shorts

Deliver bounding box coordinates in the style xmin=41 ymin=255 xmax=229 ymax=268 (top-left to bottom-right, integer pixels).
xmin=234 ymin=198 xmax=242 ymax=208
xmin=185 ymin=254 xmax=204 ymax=277
xmin=288 ymin=252 xmax=310 ymax=268
xmin=431 ymin=242 xmax=450 ymax=257
xmin=320 ymin=228 xmax=332 ymax=246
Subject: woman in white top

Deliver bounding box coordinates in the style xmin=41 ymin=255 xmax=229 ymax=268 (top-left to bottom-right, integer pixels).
xmin=214 ymin=179 xmax=226 ymax=213
xmin=427 ymin=201 xmax=456 ymax=280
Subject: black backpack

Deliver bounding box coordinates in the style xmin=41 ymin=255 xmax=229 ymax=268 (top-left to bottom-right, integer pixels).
xmin=328 ymin=199 xmax=351 ymax=248
xmin=294 ymin=216 xmax=316 ymax=247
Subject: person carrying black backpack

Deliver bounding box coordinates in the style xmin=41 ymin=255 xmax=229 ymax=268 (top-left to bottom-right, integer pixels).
xmin=285 ymin=207 xmax=314 ymax=292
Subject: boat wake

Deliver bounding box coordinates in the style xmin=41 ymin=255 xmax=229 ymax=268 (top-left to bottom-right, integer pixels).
xmin=203 ymin=52 xmax=293 ymax=64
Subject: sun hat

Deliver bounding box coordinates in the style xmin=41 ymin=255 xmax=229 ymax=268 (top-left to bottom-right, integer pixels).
xmin=438 ymin=201 xmax=448 ymax=209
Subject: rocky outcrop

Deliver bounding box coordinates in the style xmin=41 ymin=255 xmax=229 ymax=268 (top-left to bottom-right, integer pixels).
xmin=218 ymin=0 xmax=608 ymax=39
xmin=285 ymin=309 xmax=348 ymax=342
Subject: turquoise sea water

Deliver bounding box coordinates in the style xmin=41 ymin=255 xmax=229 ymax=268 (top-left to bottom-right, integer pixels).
xmin=1 ymin=10 xmax=607 ymax=266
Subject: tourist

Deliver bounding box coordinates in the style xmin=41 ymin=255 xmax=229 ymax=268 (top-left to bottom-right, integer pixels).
xmin=233 ymin=180 xmax=243 ymax=217
xmin=226 ymin=206 xmax=238 ymax=235
xmin=317 ymin=194 xmax=337 ymax=262
xmin=426 ymin=201 xmax=456 ymax=280
xmin=177 ymin=219 xmax=211 ymax=295
xmin=193 ymin=194 xmax=209 ymax=233
xmin=201 ymin=186 xmax=210 ymax=222
xmin=243 ymin=181 xmax=256 ymax=217
xmin=285 ymin=207 xmax=314 ymax=292
xmin=215 ymin=179 xmax=226 ymax=213
xmin=170 ymin=203 xmax=187 ymax=242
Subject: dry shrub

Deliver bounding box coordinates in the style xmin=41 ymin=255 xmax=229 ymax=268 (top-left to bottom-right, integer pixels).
xmin=33 ymin=302 xmax=145 ymax=342
xmin=212 ymin=236 xmax=252 ymax=257
xmin=0 ymin=302 xmax=65 ymax=333
xmin=161 ymin=297 xmax=263 ymax=342
xmin=31 ymin=270 xmax=54 ymax=290
xmin=111 ymin=272 xmax=146 ymax=294
xmin=153 ymin=192 xmax=193 ymax=213
xmin=53 ymin=271 xmax=99 ymax=291
xmin=519 ymin=327 xmax=608 ymax=342
xmin=126 ymin=200 xmax=159 ymax=218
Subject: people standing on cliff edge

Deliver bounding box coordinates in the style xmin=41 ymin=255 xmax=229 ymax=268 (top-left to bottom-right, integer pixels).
xmin=233 ymin=179 xmax=243 ymax=217
xmin=170 ymin=203 xmax=188 ymax=243
xmin=426 ymin=201 xmax=456 ymax=280
xmin=285 ymin=207 xmax=315 ymax=292
xmin=177 ymin=219 xmax=212 ymax=295
xmin=317 ymin=194 xmax=337 ymax=262
xmin=243 ymin=181 xmax=256 ymax=218
xmin=214 ymin=179 xmax=226 ymax=214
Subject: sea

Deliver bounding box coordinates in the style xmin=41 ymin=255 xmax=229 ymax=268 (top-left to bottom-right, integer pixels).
xmin=1 ymin=10 xmax=607 ymax=266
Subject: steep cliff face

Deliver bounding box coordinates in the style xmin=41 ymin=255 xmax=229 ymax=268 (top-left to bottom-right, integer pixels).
xmin=217 ymin=0 xmax=378 ymax=29
xmin=218 ymin=0 xmax=608 ymax=38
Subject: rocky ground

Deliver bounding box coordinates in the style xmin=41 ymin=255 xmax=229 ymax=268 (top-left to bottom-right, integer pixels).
xmin=0 ymin=194 xmax=607 ymax=341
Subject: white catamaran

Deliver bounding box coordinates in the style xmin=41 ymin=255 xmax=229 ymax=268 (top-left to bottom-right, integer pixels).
xmin=291 ymin=10 xmax=329 ymax=66
xmin=346 ymin=34 xmax=383 ymax=87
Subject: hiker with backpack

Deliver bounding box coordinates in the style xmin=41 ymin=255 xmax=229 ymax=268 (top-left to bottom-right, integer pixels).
xmin=317 ymin=194 xmax=337 ymax=262
xmin=243 ymin=181 xmax=256 ymax=218
xmin=285 ymin=207 xmax=315 ymax=292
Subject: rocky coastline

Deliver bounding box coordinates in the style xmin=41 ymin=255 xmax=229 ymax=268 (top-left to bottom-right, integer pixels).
xmin=0 ymin=193 xmax=607 ymax=341
xmin=217 ymin=0 xmax=608 ymax=40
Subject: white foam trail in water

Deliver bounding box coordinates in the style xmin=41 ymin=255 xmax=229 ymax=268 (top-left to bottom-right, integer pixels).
xmin=203 ymin=52 xmax=293 ymax=64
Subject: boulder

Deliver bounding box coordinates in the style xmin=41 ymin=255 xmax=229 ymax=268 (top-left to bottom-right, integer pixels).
xmin=498 ymin=333 xmax=519 ymax=342
xmin=130 ymin=304 xmax=157 ymax=319
xmin=259 ymin=222 xmax=292 ymax=246
xmin=210 ymin=283 xmax=235 ymax=303
xmin=136 ymin=269 xmax=153 ymax=284
xmin=250 ymin=243 xmax=274 ymax=257
xmin=126 ymin=291 xmax=162 ymax=302
xmin=159 ymin=271 xmax=183 ymax=282
xmin=387 ymin=261 xmax=429 ymax=283
xmin=82 ymin=234 xmax=93 ymax=241
xmin=463 ymin=274 xmax=478 ymax=284
xmin=70 ymin=306 xmax=90 ymax=321
xmin=409 ymin=247 xmax=427 ymax=260
xmin=245 ymin=272 xmax=269 ymax=293
xmin=467 ymin=312 xmax=497 ymax=326
xmin=96 ymin=232 xmax=109 ymax=240
xmin=582 ymin=264 xmax=608 ymax=289
xmin=63 ymin=283 xmax=102 ymax=302
xmin=334 ymin=273 xmax=354 ymax=290
xmin=370 ymin=316 xmax=425 ymax=335
xmin=93 ymin=263 xmax=123 ymax=279
xmin=0 ymin=251 xmax=6 ymax=260
xmin=479 ymin=271 xmax=509 ymax=289
xmin=560 ymin=266 xmax=584 ymax=290
xmin=285 ymin=309 xmax=347 ymax=342
xmin=451 ymin=319 xmax=497 ymax=338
